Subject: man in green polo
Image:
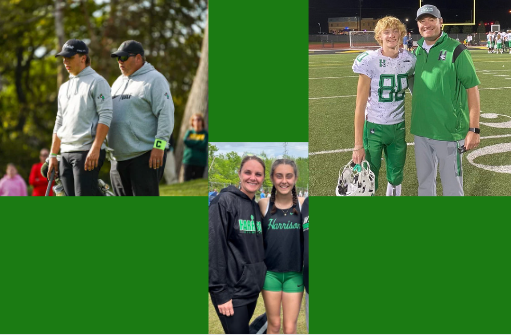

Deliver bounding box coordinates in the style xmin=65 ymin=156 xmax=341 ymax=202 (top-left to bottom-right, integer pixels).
xmin=411 ymin=4 xmax=481 ymax=196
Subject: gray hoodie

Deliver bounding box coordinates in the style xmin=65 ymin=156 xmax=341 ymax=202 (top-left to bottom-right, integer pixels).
xmin=108 ymin=62 xmax=174 ymax=161
xmin=53 ymin=66 xmax=113 ymax=153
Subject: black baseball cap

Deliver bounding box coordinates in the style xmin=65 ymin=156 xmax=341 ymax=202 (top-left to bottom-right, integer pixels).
xmin=55 ymin=39 xmax=89 ymax=58
xmin=111 ymin=40 xmax=145 ymax=58
xmin=416 ymin=4 xmax=442 ymax=20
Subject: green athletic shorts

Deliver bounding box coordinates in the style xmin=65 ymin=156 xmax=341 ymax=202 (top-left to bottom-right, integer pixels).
xmin=363 ymin=120 xmax=407 ymax=190
xmin=263 ymin=271 xmax=304 ymax=293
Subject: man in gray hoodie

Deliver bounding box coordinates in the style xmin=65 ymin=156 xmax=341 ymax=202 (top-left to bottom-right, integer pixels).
xmin=109 ymin=40 xmax=174 ymax=196
xmin=48 ymin=39 xmax=113 ymax=196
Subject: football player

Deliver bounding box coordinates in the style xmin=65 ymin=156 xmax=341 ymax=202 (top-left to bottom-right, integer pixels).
xmin=487 ymin=32 xmax=493 ymax=53
xmin=496 ymin=33 xmax=503 ymax=54
xmin=351 ymin=16 xmax=415 ymax=196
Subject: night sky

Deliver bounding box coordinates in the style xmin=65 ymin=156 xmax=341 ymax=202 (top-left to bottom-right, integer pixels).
xmin=310 ymin=0 xmax=511 ymax=33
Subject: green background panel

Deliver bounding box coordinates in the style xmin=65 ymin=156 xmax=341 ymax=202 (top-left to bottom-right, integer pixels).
xmin=0 ymin=198 xmax=207 ymax=334
xmin=311 ymin=197 xmax=511 ymax=334
xmin=209 ymin=0 xmax=308 ymax=142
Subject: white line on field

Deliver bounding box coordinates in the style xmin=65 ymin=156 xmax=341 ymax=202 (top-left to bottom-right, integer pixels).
xmin=309 ymin=95 xmax=357 ymax=100
xmin=309 ymin=91 xmax=411 ymax=100
xmin=309 ymin=134 xmax=511 ymax=156
xmin=309 ymin=87 xmax=509 ymax=100
xmin=479 ymin=86 xmax=511 ymax=90
xmin=308 ymin=66 xmax=351 ymax=70
xmin=309 ymin=76 xmax=358 ymax=79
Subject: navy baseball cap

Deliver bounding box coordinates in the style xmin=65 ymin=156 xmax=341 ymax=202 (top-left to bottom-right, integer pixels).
xmin=416 ymin=4 xmax=442 ymax=20
xmin=55 ymin=39 xmax=89 ymax=57
xmin=111 ymin=40 xmax=145 ymax=58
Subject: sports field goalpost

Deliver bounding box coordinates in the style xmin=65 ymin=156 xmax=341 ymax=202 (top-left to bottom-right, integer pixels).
xmin=491 ymin=24 xmax=500 ymax=32
xmin=349 ymin=31 xmax=378 ymax=49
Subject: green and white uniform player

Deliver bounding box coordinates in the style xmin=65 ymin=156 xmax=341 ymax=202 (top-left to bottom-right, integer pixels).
xmin=496 ymin=34 xmax=503 ymax=54
xmin=487 ymin=34 xmax=492 ymax=53
xmin=352 ymin=16 xmax=415 ymax=196
xmin=412 ymin=5 xmax=481 ymax=196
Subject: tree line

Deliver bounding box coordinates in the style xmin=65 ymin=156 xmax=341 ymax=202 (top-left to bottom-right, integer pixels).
xmin=208 ymin=144 xmax=309 ymax=193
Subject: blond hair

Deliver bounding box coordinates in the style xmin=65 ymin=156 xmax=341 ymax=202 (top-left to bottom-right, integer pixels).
xmin=374 ymin=16 xmax=406 ymax=46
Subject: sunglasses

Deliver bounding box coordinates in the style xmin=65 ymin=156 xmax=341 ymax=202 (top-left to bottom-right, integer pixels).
xmin=117 ymin=54 xmax=136 ymax=62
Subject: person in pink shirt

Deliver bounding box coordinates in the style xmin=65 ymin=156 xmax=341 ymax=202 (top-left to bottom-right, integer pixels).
xmin=0 ymin=163 xmax=28 ymax=196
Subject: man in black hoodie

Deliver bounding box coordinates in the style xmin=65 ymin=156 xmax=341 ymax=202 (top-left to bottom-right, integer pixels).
xmin=209 ymin=156 xmax=267 ymax=334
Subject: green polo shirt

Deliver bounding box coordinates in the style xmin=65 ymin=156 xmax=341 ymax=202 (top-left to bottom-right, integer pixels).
xmin=411 ymin=33 xmax=480 ymax=141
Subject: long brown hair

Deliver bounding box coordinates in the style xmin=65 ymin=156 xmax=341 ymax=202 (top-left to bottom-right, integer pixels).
xmin=269 ymin=159 xmax=298 ymax=215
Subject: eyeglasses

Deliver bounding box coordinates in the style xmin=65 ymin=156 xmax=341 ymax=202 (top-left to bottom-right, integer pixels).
xmin=117 ymin=54 xmax=136 ymax=62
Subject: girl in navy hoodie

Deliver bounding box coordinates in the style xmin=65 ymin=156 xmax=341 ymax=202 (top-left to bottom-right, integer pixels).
xmin=209 ymin=155 xmax=267 ymax=334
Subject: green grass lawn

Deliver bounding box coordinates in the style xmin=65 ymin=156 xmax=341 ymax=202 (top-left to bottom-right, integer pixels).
xmin=159 ymin=178 xmax=208 ymax=196
xmin=208 ymin=293 xmax=307 ymax=334
xmin=309 ymin=49 xmax=511 ymax=196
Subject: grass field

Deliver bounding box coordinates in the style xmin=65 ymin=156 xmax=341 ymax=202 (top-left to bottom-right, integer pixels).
xmin=208 ymin=294 xmax=307 ymax=334
xmin=309 ymin=49 xmax=511 ymax=196
xmin=159 ymin=178 xmax=208 ymax=196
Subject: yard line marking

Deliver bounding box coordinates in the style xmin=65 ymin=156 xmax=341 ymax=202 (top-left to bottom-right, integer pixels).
xmin=309 ymin=76 xmax=358 ymax=79
xmin=477 ymin=69 xmax=511 ymax=72
xmin=309 ymin=134 xmax=511 ymax=156
xmin=309 ymin=91 xmax=411 ymax=100
xmin=308 ymin=66 xmax=352 ymax=70
xmin=479 ymin=86 xmax=511 ymax=90
xmin=309 ymin=95 xmax=357 ymax=100
xmin=309 ymin=87 xmax=510 ymax=100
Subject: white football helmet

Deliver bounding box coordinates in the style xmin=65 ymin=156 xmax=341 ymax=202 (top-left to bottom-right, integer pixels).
xmin=335 ymin=159 xmax=375 ymax=196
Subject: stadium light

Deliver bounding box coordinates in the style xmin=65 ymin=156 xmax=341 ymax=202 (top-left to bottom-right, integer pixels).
xmin=318 ymin=22 xmax=321 ymax=34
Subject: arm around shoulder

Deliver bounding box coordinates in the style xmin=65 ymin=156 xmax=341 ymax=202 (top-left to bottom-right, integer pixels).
xmin=258 ymin=197 xmax=269 ymax=217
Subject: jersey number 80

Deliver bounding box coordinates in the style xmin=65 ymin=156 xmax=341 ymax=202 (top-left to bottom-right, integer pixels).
xmin=378 ymin=74 xmax=409 ymax=103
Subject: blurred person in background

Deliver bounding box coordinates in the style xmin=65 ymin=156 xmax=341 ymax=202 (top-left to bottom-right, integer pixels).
xmin=29 ymin=148 xmax=54 ymax=196
xmin=182 ymin=113 xmax=208 ymax=181
xmin=0 ymin=164 xmax=27 ymax=196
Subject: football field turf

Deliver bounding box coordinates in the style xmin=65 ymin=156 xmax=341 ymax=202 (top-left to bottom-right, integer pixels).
xmin=309 ymin=49 xmax=511 ymax=196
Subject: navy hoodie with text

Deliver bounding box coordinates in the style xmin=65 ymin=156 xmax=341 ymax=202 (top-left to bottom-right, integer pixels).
xmin=209 ymin=185 xmax=266 ymax=307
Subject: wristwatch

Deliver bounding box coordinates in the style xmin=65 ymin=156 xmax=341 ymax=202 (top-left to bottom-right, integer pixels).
xmin=468 ymin=127 xmax=480 ymax=134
